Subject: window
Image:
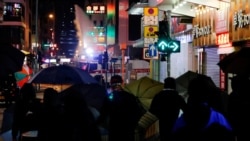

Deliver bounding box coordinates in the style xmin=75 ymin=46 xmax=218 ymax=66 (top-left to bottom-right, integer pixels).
xmin=3 ymin=2 xmax=24 ymax=21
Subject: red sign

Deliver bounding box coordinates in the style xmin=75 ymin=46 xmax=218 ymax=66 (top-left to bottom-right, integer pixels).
xmin=216 ymin=33 xmax=229 ymax=45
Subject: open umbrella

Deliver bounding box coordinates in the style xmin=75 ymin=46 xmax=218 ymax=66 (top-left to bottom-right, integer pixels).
xmin=123 ymin=76 xmax=164 ymax=110
xmin=28 ymin=65 xmax=98 ymax=84
xmin=15 ymin=65 xmax=33 ymax=88
xmin=60 ymin=83 xmax=107 ymax=112
xmin=176 ymin=71 xmax=216 ymax=95
xmin=0 ymin=43 xmax=25 ymax=78
xmin=217 ymin=47 xmax=250 ymax=74
xmin=176 ymin=71 xmax=201 ymax=89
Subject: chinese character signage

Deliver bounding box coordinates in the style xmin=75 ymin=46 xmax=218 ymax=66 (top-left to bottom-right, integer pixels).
xmin=143 ymin=7 xmax=159 ymax=47
xmin=230 ymin=0 xmax=250 ymax=41
xmin=192 ymin=8 xmax=216 ymax=47
xmin=215 ymin=2 xmax=229 ymax=34
xmin=233 ymin=10 xmax=250 ymax=29
xmin=86 ymin=5 xmax=106 ymax=14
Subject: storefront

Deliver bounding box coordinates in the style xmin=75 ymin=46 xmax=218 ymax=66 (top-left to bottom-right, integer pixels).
xmin=225 ymin=0 xmax=250 ymax=92
xmin=216 ymin=1 xmax=234 ymax=92
xmin=192 ymin=5 xmax=220 ymax=87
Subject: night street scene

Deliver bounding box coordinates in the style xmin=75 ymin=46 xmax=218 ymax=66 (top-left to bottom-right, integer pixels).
xmin=0 ymin=0 xmax=249 ymax=141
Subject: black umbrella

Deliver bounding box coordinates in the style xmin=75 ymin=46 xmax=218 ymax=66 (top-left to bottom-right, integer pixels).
xmin=176 ymin=71 xmax=216 ymax=94
xmin=217 ymin=47 xmax=250 ymax=74
xmin=0 ymin=43 xmax=25 ymax=78
xmin=60 ymin=83 xmax=107 ymax=112
xmin=28 ymin=65 xmax=98 ymax=84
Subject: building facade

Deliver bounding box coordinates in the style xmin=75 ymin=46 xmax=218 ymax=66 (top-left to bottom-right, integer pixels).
xmin=0 ymin=0 xmax=32 ymax=51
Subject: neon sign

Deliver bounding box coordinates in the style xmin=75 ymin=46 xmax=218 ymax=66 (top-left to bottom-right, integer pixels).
xmin=86 ymin=5 xmax=106 ymax=14
xmin=217 ymin=33 xmax=229 ymax=45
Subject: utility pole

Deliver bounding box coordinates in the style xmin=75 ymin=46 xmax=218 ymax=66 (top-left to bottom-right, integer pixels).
xmin=166 ymin=10 xmax=171 ymax=77
xmin=35 ymin=0 xmax=39 ymax=73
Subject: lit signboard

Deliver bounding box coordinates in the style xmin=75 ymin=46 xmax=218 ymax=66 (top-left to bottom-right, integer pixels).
xmin=217 ymin=33 xmax=229 ymax=45
xmin=85 ymin=27 xmax=106 ymax=44
xmin=144 ymin=26 xmax=158 ymax=38
xmin=143 ymin=7 xmax=159 ymax=47
xmin=86 ymin=5 xmax=106 ymax=14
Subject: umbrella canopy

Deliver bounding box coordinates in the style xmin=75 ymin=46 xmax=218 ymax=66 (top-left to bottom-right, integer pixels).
xmin=176 ymin=71 xmax=202 ymax=89
xmin=217 ymin=47 xmax=250 ymax=74
xmin=28 ymin=65 xmax=98 ymax=84
xmin=15 ymin=65 xmax=33 ymax=88
xmin=0 ymin=43 xmax=25 ymax=78
xmin=123 ymin=76 xmax=164 ymax=110
xmin=60 ymin=83 xmax=107 ymax=112
xmin=176 ymin=71 xmax=216 ymax=95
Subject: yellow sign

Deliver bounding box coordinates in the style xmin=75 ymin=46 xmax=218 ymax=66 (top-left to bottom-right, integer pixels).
xmin=144 ymin=26 xmax=158 ymax=38
xmin=144 ymin=7 xmax=158 ymax=16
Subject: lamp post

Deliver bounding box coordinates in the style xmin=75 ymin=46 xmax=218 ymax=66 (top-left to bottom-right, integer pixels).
xmin=48 ymin=13 xmax=54 ymax=44
xmin=48 ymin=13 xmax=56 ymax=65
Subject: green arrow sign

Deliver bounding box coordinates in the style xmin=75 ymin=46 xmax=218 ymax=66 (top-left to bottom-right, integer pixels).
xmin=168 ymin=40 xmax=180 ymax=52
xmin=158 ymin=41 xmax=168 ymax=51
xmin=156 ymin=39 xmax=180 ymax=53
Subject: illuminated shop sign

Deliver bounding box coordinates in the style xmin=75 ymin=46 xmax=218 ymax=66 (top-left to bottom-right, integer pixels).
xmin=217 ymin=33 xmax=229 ymax=45
xmin=86 ymin=5 xmax=106 ymax=14
xmin=85 ymin=27 xmax=106 ymax=44
xmin=233 ymin=9 xmax=250 ymax=29
xmin=192 ymin=24 xmax=211 ymax=39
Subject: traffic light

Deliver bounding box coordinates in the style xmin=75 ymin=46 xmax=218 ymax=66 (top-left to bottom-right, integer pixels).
xmin=156 ymin=36 xmax=169 ymax=53
xmin=156 ymin=37 xmax=181 ymax=53
xmin=156 ymin=21 xmax=180 ymax=53
xmin=156 ymin=20 xmax=170 ymax=53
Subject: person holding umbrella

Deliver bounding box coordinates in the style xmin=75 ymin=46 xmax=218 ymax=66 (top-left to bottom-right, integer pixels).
xmin=172 ymin=76 xmax=234 ymax=141
xmin=149 ymin=77 xmax=187 ymax=141
xmin=98 ymin=75 xmax=141 ymax=141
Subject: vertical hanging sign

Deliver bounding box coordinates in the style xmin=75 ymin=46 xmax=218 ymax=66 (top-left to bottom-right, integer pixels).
xmin=143 ymin=7 xmax=159 ymax=47
xmin=107 ymin=2 xmax=115 ymax=45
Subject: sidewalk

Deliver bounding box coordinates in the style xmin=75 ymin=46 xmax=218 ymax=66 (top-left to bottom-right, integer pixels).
xmin=0 ymin=108 xmax=4 ymax=132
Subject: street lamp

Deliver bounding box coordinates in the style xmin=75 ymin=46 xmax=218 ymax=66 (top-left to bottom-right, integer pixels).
xmin=49 ymin=14 xmax=54 ymax=19
xmin=48 ymin=13 xmax=56 ymax=66
xmin=48 ymin=13 xmax=55 ymax=44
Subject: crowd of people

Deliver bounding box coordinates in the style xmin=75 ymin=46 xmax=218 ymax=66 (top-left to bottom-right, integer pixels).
xmin=2 ymin=73 xmax=250 ymax=141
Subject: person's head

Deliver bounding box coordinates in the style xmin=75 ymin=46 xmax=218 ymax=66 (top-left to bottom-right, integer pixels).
xmin=43 ymin=88 xmax=58 ymax=106
xmin=20 ymin=83 xmax=36 ymax=101
xmin=110 ymin=75 xmax=123 ymax=90
xmin=94 ymin=75 xmax=105 ymax=86
xmin=185 ymin=76 xmax=215 ymax=126
xmin=164 ymin=77 xmax=176 ymax=89
xmin=231 ymin=74 xmax=249 ymax=91
xmin=187 ymin=76 xmax=211 ymax=104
